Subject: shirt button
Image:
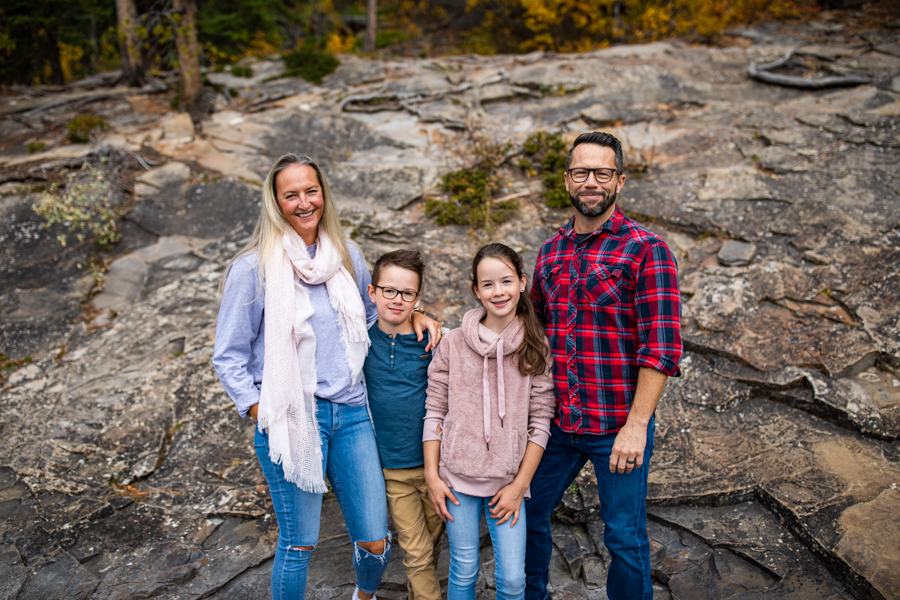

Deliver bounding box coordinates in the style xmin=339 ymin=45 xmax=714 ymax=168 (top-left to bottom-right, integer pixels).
xmin=390 ymin=355 xmax=394 ymax=358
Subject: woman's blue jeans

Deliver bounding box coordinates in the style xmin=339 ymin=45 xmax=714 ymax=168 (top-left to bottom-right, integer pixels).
xmin=524 ymin=418 xmax=655 ymax=600
xmin=445 ymin=490 xmax=527 ymax=600
xmin=254 ymin=398 xmax=391 ymax=600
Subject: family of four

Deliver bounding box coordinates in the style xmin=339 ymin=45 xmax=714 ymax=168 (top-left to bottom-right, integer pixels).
xmin=212 ymin=131 xmax=683 ymax=600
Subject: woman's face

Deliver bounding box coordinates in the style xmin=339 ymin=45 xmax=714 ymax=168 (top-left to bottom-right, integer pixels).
xmin=275 ymin=164 xmax=324 ymax=246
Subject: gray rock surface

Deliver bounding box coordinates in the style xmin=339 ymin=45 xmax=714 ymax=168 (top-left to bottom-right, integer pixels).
xmin=1 ymin=13 xmax=899 ymax=600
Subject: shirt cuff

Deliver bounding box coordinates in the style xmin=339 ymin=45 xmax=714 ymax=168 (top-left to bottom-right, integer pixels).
xmin=423 ymin=410 xmax=445 ymax=442
xmin=235 ymin=387 xmax=262 ymax=419
xmin=636 ymin=351 xmax=682 ymax=377
xmin=527 ymin=416 xmax=552 ymax=449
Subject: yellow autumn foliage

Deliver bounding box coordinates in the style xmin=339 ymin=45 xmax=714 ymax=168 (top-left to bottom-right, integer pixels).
xmin=467 ymin=0 xmax=817 ymax=52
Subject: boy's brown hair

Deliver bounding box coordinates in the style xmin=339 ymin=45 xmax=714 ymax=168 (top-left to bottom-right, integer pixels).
xmin=372 ymin=249 xmax=425 ymax=291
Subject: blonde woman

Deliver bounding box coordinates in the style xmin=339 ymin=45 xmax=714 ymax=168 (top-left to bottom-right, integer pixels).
xmin=213 ymin=153 xmax=443 ymax=600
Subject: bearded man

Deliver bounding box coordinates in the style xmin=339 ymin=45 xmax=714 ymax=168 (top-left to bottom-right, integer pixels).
xmin=524 ymin=131 xmax=683 ymax=600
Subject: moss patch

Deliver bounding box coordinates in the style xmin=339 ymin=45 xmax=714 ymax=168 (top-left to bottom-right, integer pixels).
xmin=519 ymin=131 xmax=569 ymax=209
xmin=282 ymin=46 xmax=339 ymax=85
xmin=425 ymin=141 xmax=517 ymax=229
xmin=66 ymin=115 xmax=109 ymax=144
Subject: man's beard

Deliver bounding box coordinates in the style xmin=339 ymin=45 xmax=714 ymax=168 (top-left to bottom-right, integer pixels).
xmin=569 ymin=187 xmax=617 ymax=218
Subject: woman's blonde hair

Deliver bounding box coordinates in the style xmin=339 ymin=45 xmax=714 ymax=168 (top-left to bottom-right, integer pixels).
xmin=219 ymin=153 xmax=356 ymax=296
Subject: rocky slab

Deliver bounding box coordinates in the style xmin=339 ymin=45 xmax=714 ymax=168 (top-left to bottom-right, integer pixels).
xmin=1 ymin=14 xmax=899 ymax=600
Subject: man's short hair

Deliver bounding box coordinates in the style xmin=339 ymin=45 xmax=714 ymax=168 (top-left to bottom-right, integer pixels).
xmin=566 ymin=132 xmax=624 ymax=173
xmin=372 ymin=249 xmax=425 ymax=291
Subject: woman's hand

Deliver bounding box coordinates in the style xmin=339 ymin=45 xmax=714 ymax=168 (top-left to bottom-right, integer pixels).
xmin=488 ymin=481 xmax=526 ymax=527
xmin=410 ymin=310 xmax=444 ymax=352
xmin=248 ymin=403 xmax=259 ymax=420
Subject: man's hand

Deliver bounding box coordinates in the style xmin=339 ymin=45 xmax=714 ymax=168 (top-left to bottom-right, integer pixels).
xmin=248 ymin=403 xmax=259 ymax=420
xmin=609 ymin=420 xmax=647 ymax=474
xmin=608 ymin=368 xmax=668 ymax=474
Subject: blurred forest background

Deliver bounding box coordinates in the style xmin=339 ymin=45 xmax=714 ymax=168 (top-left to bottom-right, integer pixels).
xmin=0 ymin=0 xmax=887 ymax=89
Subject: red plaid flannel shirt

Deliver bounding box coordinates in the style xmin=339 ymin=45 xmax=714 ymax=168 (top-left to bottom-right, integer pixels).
xmin=531 ymin=208 xmax=682 ymax=435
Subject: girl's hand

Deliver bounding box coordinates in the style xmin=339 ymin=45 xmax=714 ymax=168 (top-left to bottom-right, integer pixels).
xmin=426 ymin=475 xmax=458 ymax=523
xmin=411 ymin=310 xmax=444 ymax=352
xmin=488 ymin=481 xmax=526 ymax=527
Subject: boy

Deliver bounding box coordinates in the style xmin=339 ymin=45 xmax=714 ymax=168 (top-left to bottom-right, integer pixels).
xmin=364 ymin=249 xmax=444 ymax=600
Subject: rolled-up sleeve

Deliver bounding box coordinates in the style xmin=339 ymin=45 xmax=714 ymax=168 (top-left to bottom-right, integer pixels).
xmin=212 ymin=257 xmax=265 ymax=418
xmin=634 ymin=242 xmax=682 ymax=377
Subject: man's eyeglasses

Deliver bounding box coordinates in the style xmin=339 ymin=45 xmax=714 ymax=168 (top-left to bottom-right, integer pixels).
xmin=567 ymin=168 xmax=620 ymax=184
xmin=375 ymin=286 xmax=420 ymax=302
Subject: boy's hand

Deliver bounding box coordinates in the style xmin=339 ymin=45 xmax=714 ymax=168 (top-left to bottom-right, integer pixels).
xmin=248 ymin=403 xmax=259 ymax=420
xmin=488 ymin=481 xmax=525 ymax=527
xmin=411 ymin=310 xmax=444 ymax=351
xmin=426 ymin=474 xmax=458 ymax=523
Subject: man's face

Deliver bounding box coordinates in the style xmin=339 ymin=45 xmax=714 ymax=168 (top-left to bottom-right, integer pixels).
xmin=565 ymin=144 xmax=626 ymax=219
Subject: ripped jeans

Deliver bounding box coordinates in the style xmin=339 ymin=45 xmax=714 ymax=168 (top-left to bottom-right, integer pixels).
xmin=255 ymin=398 xmax=391 ymax=600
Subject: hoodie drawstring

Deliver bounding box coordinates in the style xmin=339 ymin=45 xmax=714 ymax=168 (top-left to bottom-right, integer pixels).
xmin=483 ymin=338 xmax=506 ymax=449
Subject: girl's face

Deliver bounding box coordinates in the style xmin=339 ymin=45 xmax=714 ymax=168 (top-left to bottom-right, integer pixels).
xmin=276 ymin=164 xmax=323 ymax=246
xmin=474 ymin=257 xmax=526 ymax=328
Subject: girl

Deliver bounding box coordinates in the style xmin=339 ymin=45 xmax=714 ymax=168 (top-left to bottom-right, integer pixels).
xmin=423 ymin=243 xmax=556 ymax=600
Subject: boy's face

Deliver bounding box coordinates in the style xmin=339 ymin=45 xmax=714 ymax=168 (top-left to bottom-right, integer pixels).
xmin=368 ymin=265 xmax=421 ymax=334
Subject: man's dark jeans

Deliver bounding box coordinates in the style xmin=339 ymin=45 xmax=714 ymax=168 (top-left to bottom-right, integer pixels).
xmin=524 ymin=418 xmax=655 ymax=600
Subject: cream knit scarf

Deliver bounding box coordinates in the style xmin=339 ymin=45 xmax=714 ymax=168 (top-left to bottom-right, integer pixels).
xmin=257 ymin=228 xmax=369 ymax=493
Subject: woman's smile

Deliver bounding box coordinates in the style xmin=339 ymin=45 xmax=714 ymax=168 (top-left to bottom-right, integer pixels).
xmin=276 ymin=164 xmax=324 ymax=245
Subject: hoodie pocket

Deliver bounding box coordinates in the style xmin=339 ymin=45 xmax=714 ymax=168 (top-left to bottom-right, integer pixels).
xmin=507 ymin=433 xmax=521 ymax=476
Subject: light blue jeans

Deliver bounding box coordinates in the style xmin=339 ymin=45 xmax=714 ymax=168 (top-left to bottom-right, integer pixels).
xmin=255 ymin=398 xmax=391 ymax=600
xmin=446 ymin=490 xmax=527 ymax=600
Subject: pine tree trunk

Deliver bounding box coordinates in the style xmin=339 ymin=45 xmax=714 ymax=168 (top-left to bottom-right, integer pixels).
xmin=115 ymin=0 xmax=144 ymax=86
xmin=173 ymin=0 xmax=202 ymax=111
xmin=364 ymin=0 xmax=377 ymax=53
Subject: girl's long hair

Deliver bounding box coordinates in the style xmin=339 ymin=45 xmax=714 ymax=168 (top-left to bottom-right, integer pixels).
xmin=219 ymin=153 xmax=356 ymax=296
xmin=471 ymin=243 xmax=550 ymax=377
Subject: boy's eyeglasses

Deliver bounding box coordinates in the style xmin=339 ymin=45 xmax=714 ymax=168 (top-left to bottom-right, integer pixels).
xmin=567 ymin=167 xmax=620 ymax=183
xmin=375 ymin=286 xmax=420 ymax=302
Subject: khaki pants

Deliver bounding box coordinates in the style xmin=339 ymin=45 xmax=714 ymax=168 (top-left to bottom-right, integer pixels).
xmin=383 ymin=466 xmax=445 ymax=600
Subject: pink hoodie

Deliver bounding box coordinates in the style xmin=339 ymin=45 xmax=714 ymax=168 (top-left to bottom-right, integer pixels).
xmin=423 ymin=308 xmax=556 ymax=497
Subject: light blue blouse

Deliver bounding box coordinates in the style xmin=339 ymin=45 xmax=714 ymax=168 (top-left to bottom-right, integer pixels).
xmin=213 ymin=242 xmax=377 ymax=418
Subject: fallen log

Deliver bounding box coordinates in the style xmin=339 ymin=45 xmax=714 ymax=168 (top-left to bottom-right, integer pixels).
xmin=3 ymin=82 xmax=168 ymax=117
xmin=748 ymin=50 xmax=869 ymax=89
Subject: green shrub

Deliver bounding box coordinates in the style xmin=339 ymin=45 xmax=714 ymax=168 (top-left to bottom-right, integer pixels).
xmin=231 ymin=65 xmax=253 ymax=77
xmin=425 ymin=167 xmax=517 ymax=228
xmin=375 ymin=29 xmax=410 ymax=49
xmin=32 ymin=160 xmax=123 ymax=249
xmin=282 ymin=46 xmax=339 ymax=85
xmin=66 ymin=115 xmax=109 ymax=144
xmin=27 ymin=140 xmax=45 ymax=154
xmin=520 ymin=131 xmax=569 ymax=209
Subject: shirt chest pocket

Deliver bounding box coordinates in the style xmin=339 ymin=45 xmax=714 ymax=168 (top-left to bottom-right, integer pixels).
xmin=584 ymin=263 xmax=626 ymax=307
xmin=405 ymin=354 xmax=430 ymax=376
xmin=541 ymin=263 xmax=564 ymax=300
